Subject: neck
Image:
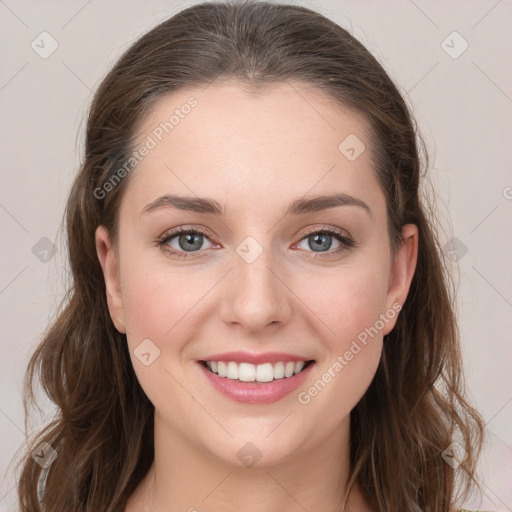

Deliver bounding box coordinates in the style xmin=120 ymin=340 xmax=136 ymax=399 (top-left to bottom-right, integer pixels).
xmin=125 ymin=411 xmax=371 ymax=512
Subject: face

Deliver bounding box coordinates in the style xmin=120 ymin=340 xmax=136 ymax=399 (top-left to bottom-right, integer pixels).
xmin=96 ymin=81 xmax=417 ymax=467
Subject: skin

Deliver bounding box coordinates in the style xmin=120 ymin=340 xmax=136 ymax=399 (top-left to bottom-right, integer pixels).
xmin=95 ymin=80 xmax=418 ymax=512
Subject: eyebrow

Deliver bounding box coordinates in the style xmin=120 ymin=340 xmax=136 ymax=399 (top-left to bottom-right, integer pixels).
xmin=141 ymin=193 xmax=371 ymax=218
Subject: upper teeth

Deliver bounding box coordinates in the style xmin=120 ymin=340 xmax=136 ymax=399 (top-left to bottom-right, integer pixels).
xmin=206 ymin=361 xmax=306 ymax=382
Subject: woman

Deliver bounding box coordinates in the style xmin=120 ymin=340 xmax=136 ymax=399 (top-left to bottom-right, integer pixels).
xmin=15 ymin=1 xmax=485 ymax=510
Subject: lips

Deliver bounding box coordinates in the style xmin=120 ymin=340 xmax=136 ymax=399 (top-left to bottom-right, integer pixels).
xmin=197 ymin=351 xmax=315 ymax=404
xmin=200 ymin=350 xmax=312 ymax=365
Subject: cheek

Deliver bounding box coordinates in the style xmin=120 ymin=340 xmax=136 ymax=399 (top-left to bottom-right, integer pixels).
xmin=295 ymin=271 xmax=387 ymax=439
xmin=293 ymin=259 xmax=389 ymax=408
xmin=120 ymin=265 xmax=210 ymax=412
xmin=300 ymin=261 xmax=390 ymax=344
xmin=122 ymin=267 xmax=205 ymax=345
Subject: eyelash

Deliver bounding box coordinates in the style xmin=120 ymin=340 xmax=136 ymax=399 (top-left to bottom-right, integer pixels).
xmin=155 ymin=225 xmax=356 ymax=259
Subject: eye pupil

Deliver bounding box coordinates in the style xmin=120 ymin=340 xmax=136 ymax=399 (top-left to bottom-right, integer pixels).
xmin=309 ymin=233 xmax=332 ymax=252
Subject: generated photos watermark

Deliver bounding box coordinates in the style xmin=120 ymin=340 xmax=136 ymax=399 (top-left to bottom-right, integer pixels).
xmin=297 ymin=302 xmax=402 ymax=405
xmin=93 ymin=97 xmax=198 ymax=200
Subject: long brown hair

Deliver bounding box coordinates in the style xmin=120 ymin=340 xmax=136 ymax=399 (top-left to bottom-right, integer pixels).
xmin=14 ymin=1 xmax=484 ymax=510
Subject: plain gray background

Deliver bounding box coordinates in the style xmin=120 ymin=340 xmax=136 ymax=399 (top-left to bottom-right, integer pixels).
xmin=1 ymin=1 xmax=511 ymax=510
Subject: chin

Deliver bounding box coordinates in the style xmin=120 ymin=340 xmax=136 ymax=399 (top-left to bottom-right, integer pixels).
xmin=203 ymin=433 xmax=301 ymax=469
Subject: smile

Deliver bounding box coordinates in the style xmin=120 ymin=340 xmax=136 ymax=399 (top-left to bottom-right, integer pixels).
xmin=198 ymin=359 xmax=315 ymax=404
xmin=202 ymin=360 xmax=313 ymax=382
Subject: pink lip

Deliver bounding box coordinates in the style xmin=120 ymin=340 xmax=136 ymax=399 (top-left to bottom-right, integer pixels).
xmin=200 ymin=350 xmax=311 ymax=365
xmin=198 ymin=360 xmax=315 ymax=404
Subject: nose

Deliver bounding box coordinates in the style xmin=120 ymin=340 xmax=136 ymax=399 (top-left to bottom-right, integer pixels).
xmin=220 ymin=240 xmax=293 ymax=335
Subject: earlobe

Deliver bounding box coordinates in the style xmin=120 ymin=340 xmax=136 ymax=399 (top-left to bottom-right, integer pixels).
xmin=383 ymin=224 xmax=418 ymax=335
xmin=95 ymin=225 xmax=126 ymax=333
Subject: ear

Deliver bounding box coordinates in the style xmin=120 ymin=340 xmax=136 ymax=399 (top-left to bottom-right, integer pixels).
xmin=95 ymin=225 xmax=126 ymax=333
xmin=382 ymin=224 xmax=418 ymax=335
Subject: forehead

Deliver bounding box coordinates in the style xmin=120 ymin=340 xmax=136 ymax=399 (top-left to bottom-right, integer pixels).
xmin=121 ymin=80 xmax=383 ymax=218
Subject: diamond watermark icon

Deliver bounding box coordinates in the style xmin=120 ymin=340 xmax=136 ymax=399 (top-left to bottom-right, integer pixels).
xmin=237 ymin=442 xmax=262 ymax=468
xmin=441 ymin=441 xmax=467 ymax=469
xmin=236 ymin=236 xmax=264 ymax=264
xmin=32 ymin=237 xmax=58 ymax=263
xmin=338 ymin=134 xmax=366 ymax=161
xmin=441 ymin=31 xmax=469 ymax=60
xmin=134 ymin=338 xmax=161 ymax=366
xmin=31 ymin=31 xmax=59 ymax=59
xmin=443 ymin=237 xmax=468 ymax=263
xmin=31 ymin=442 xmax=58 ymax=469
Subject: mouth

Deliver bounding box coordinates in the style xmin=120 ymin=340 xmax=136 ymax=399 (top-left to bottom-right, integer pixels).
xmin=197 ymin=358 xmax=316 ymax=404
xmin=200 ymin=359 xmax=315 ymax=383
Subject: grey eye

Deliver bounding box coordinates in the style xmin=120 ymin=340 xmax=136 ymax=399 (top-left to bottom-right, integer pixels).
xmin=166 ymin=232 xmax=214 ymax=252
xmin=297 ymin=232 xmax=342 ymax=253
